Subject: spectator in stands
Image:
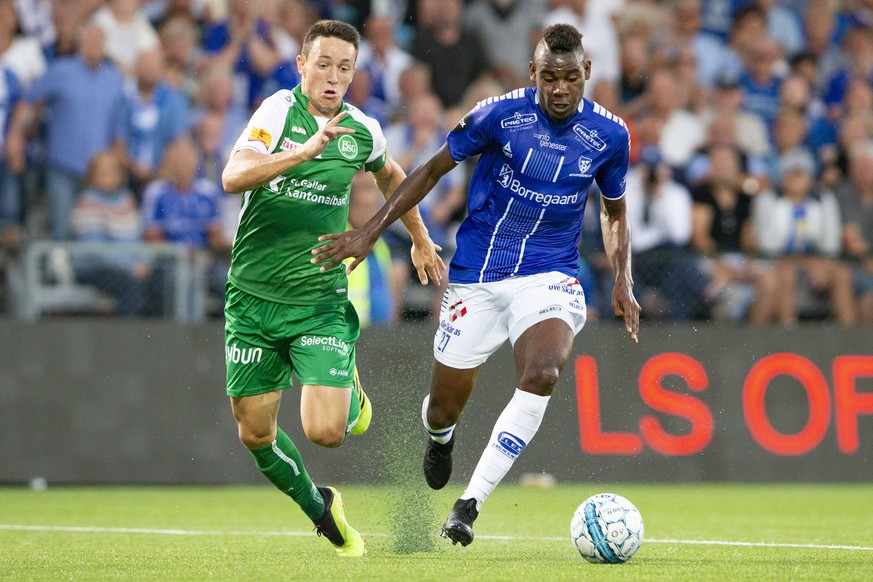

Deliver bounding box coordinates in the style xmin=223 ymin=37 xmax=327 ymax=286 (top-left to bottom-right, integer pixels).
xmin=465 ymin=0 xmax=544 ymax=90
xmin=393 ymin=61 xmax=432 ymax=121
xmin=11 ymin=0 xmax=56 ymax=53
xmin=800 ymin=3 xmax=844 ymax=97
xmin=821 ymin=112 xmax=873 ymax=190
xmin=834 ymin=140 xmax=873 ymax=323
xmin=157 ymin=15 xmax=203 ymax=101
xmin=142 ymin=0 xmax=213 ymax=29
xmin=359 ymin=14 xmax=413 ymax=114
xmin=667 ymin=44 xmax=710 ymax=114
xmin=347 ymin=172 xmax=395 ymax=327
xmin=633 ymin=67 xmax=707 ymax=177
xmin=0 ymin=0 xmax=47 ymax=89
xmin=543 ymin=0 xmax=620 ymax=99
xmin=190 ymin=64 xmax=249 ymax=175
xmin=383 ymin=91 xmax=465 ymax=318
xmin=141 ymin=137 xmax=227 ymax=314
xmin=770 ymin=109 xmax=811 ymax=183
xmin=822 ymin=25 xmax=873 ymax=117
xmin=0 ymin=62 xmax=22 ymax=250
xmin=777 ymin=72 xmax=835 ymax=158
xmin=201 ymin=0 xmax=282 ymax=110
xmin=738 ymin=37 xmax=785 ymax=132
xmin=699 ymin=73 xmax=772 ymax=163
xmin=753 ymin=148 xmax=856 ymax=326
xmin=273 ymin=0 xmax=313 ymax=61
xmin=91 ymin=0 xmax=161 ymax=75
xmin=653 ymin=0 xmax=736 ymax=89
xmin=7 ymin=23 xmax=127 ymax=240
xmin=411 ymin=0 xmax=493 ymax=109
xmin=45 ymin=0 xmax=103 ymax=59
xmin=724 ymin=3 xmax=769 ymax=69
xmin=124 ymin=47 xmax=191 ymax=195
xmin=625 ymin=148 xmax=711 ymax=321
xmin=618 ymin=34 xmax=650 ymax=111
xmin=757 ymin=0 xmax=805 ymax=58
xmin=192 ymin=110 xmax=239 ymax=252
xmin=345 ymin=65 xmax=389 ymax=127
xmin=71 ymin=150 xmax=149 ymax=316
xmin=698 ymin=0 xmax=748 ymax=41
xmin=689 ymin=143 xmax=779 ymax=323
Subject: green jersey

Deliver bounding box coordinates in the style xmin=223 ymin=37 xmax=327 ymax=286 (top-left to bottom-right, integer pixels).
xmin=228 ymin=85 xmax=388 ymax=305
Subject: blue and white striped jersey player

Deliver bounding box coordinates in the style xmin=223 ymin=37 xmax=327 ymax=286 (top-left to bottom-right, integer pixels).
xmin=313 ymin=23 xmax=640 ymax=546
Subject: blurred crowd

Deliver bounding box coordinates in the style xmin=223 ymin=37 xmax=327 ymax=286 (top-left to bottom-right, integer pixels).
xmin=1 ymin=0 xmax=873 ymax=326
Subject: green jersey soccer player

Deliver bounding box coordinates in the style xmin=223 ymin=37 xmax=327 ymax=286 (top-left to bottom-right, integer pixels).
xmin=221 ymin=19 xmax=444 ymax=558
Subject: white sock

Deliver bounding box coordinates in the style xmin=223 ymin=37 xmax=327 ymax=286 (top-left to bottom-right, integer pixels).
xmin=422 ymin=394 xmax=455 ymax=444
xmin=462 ymin=389 xmax=550 ymax=510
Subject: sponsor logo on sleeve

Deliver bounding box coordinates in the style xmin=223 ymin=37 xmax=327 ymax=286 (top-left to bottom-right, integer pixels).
xmin=451 ymin=114 xmax=472 ymax=133
xmin=248 ymin=127 xmax=273 ymax=149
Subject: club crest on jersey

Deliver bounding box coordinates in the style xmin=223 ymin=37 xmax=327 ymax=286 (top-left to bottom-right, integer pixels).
xmin=569 ymin=155 xmax=593 ymax=177
xmin=572 ymin=124 xmax=607 ymax=151
xmin=498 ymin=163 xmax=514 ymax=187
xmin=337 ymin=135 xmax=358 ymax=159
xmin=500 ymin=112 xmax=537 ymax=130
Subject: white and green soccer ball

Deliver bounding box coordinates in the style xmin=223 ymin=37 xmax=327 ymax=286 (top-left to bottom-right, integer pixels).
xmin=570 ymin=492 xmax=644 ymax=563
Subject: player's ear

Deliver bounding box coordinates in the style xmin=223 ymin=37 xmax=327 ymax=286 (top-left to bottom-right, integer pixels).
xmin=529 ymin=61 xmax=536 ymax=82
xmin=296 ymin=54 xmax=306 ymax=76
xmin=584 ymin=58 xmax=592 ymax=80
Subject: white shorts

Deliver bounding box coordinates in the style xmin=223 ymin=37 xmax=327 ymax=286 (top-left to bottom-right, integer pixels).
xmin=433 ymin=271 xmax=588 ymax=369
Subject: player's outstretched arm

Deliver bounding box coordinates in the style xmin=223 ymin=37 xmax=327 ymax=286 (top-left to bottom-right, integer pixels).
xmin=601 ymin=195 xmax=640 ymax=343
xmin=312 ymin=145 xmax=457 ymax=277
xmin=372 ymin=152 xmax=446 ymax=285
xmin=222 ymin=112 xmax=353 ymax=194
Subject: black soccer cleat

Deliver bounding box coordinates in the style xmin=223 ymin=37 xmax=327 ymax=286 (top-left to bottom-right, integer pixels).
xmin=423 ymin=435 xmax=454 ymax=490
xmin=440 ymin=497 xmax=478 ymax=547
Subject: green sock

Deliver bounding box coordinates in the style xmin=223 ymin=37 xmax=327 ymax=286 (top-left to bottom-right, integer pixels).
xmin=250 ymin=427 xmax=325 ymax=521
xmin=346 ymin=385 xmax=361 ymax=436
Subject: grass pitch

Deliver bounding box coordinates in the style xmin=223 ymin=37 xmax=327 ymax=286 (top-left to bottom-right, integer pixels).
xmin=1 ymin=483 xmax=872 ymax=581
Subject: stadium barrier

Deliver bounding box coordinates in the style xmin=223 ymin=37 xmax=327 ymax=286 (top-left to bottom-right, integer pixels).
xmin=0 ymin=320 xmax=870 ymax=485
xmin=5 ymin=241 xmax=210 ymax=322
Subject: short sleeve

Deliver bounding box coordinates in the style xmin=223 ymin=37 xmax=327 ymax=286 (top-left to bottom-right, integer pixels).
xmin=231 ymin=92 xmax=293 ymax=154
xmin=363 ymin=118 xmax=387 ymax=173
xmin=595 ymin=124 xmax=630 ymax=200
xmin=445 ymin=103 xmax=494 ymax=163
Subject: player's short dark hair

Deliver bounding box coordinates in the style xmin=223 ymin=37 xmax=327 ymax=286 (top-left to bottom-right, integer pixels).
xmin=541 ymin=23 xmax=584 ymax=55
xmin=302 ymin=19 xmax=360 ymax=56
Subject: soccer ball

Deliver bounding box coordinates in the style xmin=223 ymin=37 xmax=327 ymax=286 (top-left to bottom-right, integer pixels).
xmin=570 ymin=492 xmax=644 ymax=563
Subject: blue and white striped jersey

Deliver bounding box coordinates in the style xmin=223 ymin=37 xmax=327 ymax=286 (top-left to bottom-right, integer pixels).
xmin=445 ymin=87 xmax=630 ymax=284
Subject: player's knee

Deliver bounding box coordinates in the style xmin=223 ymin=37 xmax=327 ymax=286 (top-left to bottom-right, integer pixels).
xmin=237 ymin=424 xmax=275 ymax=450
xmin=303 ymin=422 xmax=346 ymax=448
xmin=519 ymin=365 xmax=561 ymax=395
xmin=426 ymin=405 xmax=459 ymax=430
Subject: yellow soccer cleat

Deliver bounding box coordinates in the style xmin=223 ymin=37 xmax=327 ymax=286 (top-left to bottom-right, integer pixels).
xmin=313 ymin=486 xmax=366 ymax=557
xmin=350 ymin=367 xmax=371 ymax=435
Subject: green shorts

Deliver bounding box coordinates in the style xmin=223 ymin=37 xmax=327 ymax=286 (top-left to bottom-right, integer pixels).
xmin=224 ymin=283 xmax=360 ymax=397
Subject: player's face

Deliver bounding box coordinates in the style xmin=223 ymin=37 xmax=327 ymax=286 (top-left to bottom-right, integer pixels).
xmin=530 ymin=50 xmax=590 ymax=121
xmin=297 ymin=36 xmax=357 ymax=117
